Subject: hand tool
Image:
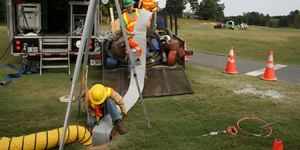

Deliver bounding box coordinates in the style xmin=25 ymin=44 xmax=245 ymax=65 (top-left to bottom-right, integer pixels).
xmin=201 ymin=126 xmax=238 ymax=137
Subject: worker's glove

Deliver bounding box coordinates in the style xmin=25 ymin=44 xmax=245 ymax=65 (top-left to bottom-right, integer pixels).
xmin=149 ymin=7 xmax=153 ymax=12
xmin=121 ymin=108 xmax=127 ymax=116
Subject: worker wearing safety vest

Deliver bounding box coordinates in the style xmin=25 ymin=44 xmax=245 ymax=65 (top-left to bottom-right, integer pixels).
xmin=122 ymin=0 xmax=151 ymax=80
xmin=122 ymin=0 xmax=140 ymax=38
xmin=138 ymin=0 xmax=159 ymax=30
xmin=86 ymin=84 xmax=127 ymax=134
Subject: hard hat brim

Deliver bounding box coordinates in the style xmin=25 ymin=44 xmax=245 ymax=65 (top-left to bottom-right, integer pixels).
xmin=124 ymin=1 xmax=135 ymax=8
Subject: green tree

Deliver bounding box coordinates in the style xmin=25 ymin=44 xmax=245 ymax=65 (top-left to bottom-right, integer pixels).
xmin=278 ymin=16 xmax=291 ymax=27
xmin=186 ymin=0 xmax=198 ymax=12
xmin=195 ymin=0 xmax=224 ymax=21
xmin=234 ymin=15 xmax=244 ymax=25
xmin=259 ymin=13 xmax=266 ymax=26
xmin=289 ymin=10 xmax=299 ymax=28
xmin=0 ymin=0 xmax=6 ymax=24
xmin=165 ymin=0 xmax=186 ymax=18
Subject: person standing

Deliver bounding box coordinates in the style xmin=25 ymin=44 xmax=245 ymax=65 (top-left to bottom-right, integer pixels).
xmin=138 ymin=0 xmax=159 ymax=30
xmin=122 ymin=0 xmax=151 ymax=80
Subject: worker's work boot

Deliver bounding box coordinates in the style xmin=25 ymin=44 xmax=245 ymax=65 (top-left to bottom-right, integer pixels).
xmin=114 ymin=119 xmax=127 ymax=134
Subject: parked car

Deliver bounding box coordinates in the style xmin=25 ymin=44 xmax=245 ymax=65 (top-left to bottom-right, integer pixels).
xmin=214 ymin=24 xmax=226 ymax=29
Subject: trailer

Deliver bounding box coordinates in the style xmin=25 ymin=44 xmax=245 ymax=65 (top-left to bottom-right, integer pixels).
xmin=6 ymin=0 xmax=101 ymax=75
xmin=101 ymin=9 xmax=194 ymax=97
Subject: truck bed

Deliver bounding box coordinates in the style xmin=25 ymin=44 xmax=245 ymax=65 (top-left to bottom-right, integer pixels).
xmin=102 ymin=65 xmax=194 ymax=97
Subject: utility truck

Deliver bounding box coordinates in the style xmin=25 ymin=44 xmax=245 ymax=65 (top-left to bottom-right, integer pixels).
xmin=6 ymin=0 xmax=101 ymax=74
xmin=6 ymin=0 xmax=193 ymax=97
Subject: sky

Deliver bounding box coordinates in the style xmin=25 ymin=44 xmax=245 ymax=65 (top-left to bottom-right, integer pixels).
xmin=158 ymin=0 xmax=300 ymax=16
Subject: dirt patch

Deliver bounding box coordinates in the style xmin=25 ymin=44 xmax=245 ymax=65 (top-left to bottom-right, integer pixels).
xmin=233 ymin=84 xmax=284 ymax=99
xmin=202 ymin=22 xmax=217 ymax=26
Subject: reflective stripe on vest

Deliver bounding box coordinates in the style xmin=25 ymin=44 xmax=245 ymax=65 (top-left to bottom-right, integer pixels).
xmin=142 ymin=0 xmax=157 ymax=12
xmin=122 ymin=9 xmax=139 ymax=38
xmin=88 ymin=87 xmax=114 ymax=117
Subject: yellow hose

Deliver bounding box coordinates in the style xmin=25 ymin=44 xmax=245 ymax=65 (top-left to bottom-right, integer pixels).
xmin=0 ymin=125 xmax=92 ymax=150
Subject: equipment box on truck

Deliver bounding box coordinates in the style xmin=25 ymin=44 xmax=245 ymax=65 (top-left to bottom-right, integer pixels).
xmin=6 ymin=0 xmax=101 ymax=74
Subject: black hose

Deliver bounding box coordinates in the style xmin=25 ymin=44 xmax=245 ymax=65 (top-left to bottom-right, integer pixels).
xmin=0 ymin=27 xmax=20 ymax=63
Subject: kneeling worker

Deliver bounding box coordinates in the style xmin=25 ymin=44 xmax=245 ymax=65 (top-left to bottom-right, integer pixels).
xmin=86 ymin=84 xmax=128 ymax=134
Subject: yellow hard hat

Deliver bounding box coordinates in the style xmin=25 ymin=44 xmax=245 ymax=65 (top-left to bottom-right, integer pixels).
xmin=89 ymin=84 xmax=106 ymax=104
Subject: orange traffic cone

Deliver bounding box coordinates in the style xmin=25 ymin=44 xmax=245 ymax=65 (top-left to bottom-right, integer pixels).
xmin=272 ymin=139 xmax=283 ymax=150
xmin=260 ymin=51 xmax=277 ymax=81
xmin=223 ymin=47 xmax=238 ymax=74
xmin=184 ymin=55 xmax=189 ymax=61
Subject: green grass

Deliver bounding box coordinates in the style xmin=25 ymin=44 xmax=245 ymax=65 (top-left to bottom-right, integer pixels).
xmin=1 ymin=20 xmax=300 ymax=150
xmin=176 ymin=19 xmax=300 ymax=66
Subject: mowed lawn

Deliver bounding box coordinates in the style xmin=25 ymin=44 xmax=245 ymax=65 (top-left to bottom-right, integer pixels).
xmin=0 ymin=19 xmax=300 ymax=150
xmin=177 ymin=19 xmax=300 ymax=67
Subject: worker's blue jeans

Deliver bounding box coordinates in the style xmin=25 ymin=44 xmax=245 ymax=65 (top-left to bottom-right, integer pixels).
xmin=86 ymin=98 xmax=121 ymax=127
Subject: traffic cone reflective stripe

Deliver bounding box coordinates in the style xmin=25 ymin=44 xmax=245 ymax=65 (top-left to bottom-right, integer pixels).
xmin=223 ymin=47 xmax=238 ymax=74
xmin=272 ymin=139 xmax=283 ymax=150
xmin=261 ymin=51 xmax=277 ymax=81
xmin=185 ymin=55 xmax=189 ymax=61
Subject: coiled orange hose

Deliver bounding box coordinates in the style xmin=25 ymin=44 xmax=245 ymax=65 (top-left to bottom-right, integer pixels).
xmin=237 ymin=117 xmax=273 ymax=137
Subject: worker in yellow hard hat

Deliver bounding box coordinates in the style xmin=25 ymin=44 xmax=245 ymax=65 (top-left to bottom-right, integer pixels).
xmin=86 ymin=84 xmax=127 ymax=134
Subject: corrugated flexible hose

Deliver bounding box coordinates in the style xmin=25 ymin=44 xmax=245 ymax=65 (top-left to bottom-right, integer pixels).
xmin=0 ymin=125 xmax=92 ymax=150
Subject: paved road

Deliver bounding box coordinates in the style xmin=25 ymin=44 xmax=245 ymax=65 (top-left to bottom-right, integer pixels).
xmin=187 ymin=52 xmax=300 ymax=85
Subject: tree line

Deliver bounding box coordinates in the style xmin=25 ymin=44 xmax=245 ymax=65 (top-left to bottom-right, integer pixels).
xmin=224 ymin=10 xmax=300 ymax=29
xmin=164 ymin=0 xmax=300 ymax=29
xmin=1 ymin=0 xmax=299 ymax=29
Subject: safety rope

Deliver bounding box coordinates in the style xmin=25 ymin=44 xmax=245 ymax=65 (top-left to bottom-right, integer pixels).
xmin=81 ymin=65 xmax=89 ymax=112
xmin=237 ymin=117 xmax=273 ymax=137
